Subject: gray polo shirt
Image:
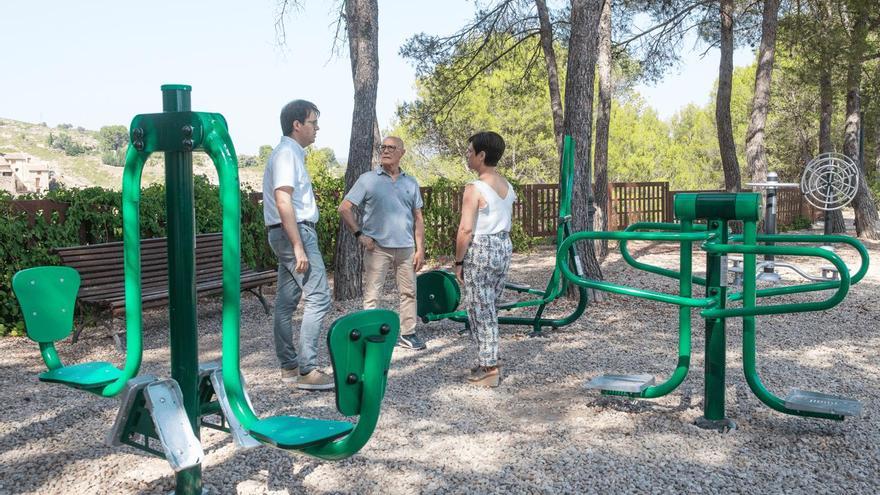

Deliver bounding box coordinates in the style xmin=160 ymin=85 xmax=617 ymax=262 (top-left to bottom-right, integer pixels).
xmin=344 ymin=168 xmax=424 ymax=248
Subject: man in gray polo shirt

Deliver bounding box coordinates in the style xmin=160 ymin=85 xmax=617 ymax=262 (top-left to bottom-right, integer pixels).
xmin=338 ymin=136 xmax=427 ymax=350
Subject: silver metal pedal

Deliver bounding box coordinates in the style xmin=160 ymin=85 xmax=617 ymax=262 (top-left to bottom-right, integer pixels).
xmin=143 ymin=379 xmax=204 ymax=472
xmin=207 ymin=366 xmax=261 ymax=450
xmin=586 ymin=374 xmax=655 ymax=394
xmin=107 ymin=374 xmax=159 ymax=447
xmin=784 ymin=389 xmax=862 ymax=417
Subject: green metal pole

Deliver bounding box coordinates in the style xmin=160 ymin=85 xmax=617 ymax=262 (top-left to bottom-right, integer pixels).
xmin=697 ymin=219 xmax=735 ymax=431
xmin=161 ymin=84 xmax=201 ymax=494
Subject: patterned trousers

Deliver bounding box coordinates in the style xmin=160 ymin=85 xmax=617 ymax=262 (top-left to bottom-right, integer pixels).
xmin=463 ymin=232 xmax=512 ymax=367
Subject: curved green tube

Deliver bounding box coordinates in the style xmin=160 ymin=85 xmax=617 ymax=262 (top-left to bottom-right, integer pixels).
xmin=200 ymin=118 xmax=261 ymax=429
xmin=637 ymin=219 xmax=695 ymax=398
xmin=558 ymin=231 xmax=717 ymax=308
xmin=739 ymin=223 xmax=843 ymax=420
xmin=101 ymin=143 xmax=148 ymax=398
xmin=303 ymin=337 xmax=386 ymax=460
xmin=700 ymin=243 xmax=850 ymax=319
xmin=757 ymin=234 xmax=869 ymax=284
xmin=39 ymin=342 xmax=63 ymax=371
xmin=620 ymin=222 xmax=709 ymax=286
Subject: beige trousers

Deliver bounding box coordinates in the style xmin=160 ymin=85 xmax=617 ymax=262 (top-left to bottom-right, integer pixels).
xmin=363 ymin=245 xmax=417 ymax=336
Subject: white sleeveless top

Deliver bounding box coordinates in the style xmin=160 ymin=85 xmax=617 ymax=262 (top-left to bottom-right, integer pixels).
xmin=472 ymin=179 xmax=516 ymax=235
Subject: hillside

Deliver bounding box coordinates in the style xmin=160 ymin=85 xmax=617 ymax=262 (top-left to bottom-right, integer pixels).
xmin=0 ymin=118 xmax=265 ymax=192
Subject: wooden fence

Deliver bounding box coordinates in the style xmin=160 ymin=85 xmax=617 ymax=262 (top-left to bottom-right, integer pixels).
xmin=12 ymin=182 xmax=821 ymax=242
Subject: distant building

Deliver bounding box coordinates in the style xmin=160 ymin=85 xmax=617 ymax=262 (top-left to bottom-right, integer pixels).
xmin=0 ymin=152 xmax=56 ymax=194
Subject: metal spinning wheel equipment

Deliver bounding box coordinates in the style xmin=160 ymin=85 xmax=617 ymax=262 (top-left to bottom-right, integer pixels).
xmin=731 ymin=154 xmax=861 ymax=286
xmin=801 ymin=152 xmax=859 ymax=213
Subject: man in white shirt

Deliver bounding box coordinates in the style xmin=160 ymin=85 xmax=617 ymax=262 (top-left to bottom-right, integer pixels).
xmin=262 ymin=99 xmax=333 ymax=390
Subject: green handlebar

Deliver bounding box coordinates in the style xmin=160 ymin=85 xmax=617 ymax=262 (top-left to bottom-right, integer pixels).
xmin=620 ymin=222 xmax=709 ymax=286
xmin=557 ymin=230 xmax=717 ymax=309
xmin=700 ymin=243 xmax=851 ymax=319
xmin=100 ymin=143 xmax=150 ymax=398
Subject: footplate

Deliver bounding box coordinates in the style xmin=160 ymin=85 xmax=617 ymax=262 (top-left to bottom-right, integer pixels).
xmin=143 ymin=379 xmax=205 ymax=472
xmin=784 ymin=389 xmax=862 ymax=417
xmin=585 ymin=374 xmax=655 ymax=394
xmin=199 ymin=361 xmax=261 ymax=450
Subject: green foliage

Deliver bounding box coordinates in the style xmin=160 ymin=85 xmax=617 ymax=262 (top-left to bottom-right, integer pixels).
xmin=101 ymin=150 xmax=125 ymax=167
xmin=97 ymin=125 xmax=129 ymax=152
xmin=47 ymin=132 xmax=88 ymax=156
xmin=0 ymin=177 xmax=273 ymax=336
xmin=311 ymin=171 xmax=345 ymax=267
xmin=779 ymin=216 xmax=813 ymax=232
xmin=238 ymin=154 xmax=259 ymax=167
xmin=398 ymin=36 xmax=563 ymax=184
xmin=306 ymin=147 xmax=342 ymax=178
xmin=258 ymin=145 xmax=273 ymax=165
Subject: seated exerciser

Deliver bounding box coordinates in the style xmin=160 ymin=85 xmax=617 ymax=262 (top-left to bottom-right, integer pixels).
xmin=558 ymin=192 xmax=869 ymax=431
xmin=12 ymin=85 xmax=398 ymax=494
xmin=416 ymin=135 xmax=588 ymax=336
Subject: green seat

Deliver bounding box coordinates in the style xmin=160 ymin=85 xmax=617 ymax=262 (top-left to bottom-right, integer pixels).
xmin=39 ymin=361 xmax=122 ymax=389
xmin=228 ymin=309 xmax=399 ymax=459
xmin=13 ymin=266 xmax=128 ymax=394
xmin=249 ymin=416 xmax=353 ymax=449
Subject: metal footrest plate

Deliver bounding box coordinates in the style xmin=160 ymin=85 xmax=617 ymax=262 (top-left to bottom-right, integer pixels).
xmin=784 ymin=389 xmax=862 ymax=417
xmin=107 ymin=374 xmax=159 ymax=447
xmin=586 ymin=374 xmax=655 ymax=393
xmin=206 ymin=366 xmax=261 ymax=450
xmin=144 ymin=379 xmax=205 ymax=472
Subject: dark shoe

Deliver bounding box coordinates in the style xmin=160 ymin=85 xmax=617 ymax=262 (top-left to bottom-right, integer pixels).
xmin=296 ymin=369 xmax=335 ymax=391
xmin=398 ymin=332 xmax=427 ymax=350
xmin=467 ymin=366 xmax=500 ymax=387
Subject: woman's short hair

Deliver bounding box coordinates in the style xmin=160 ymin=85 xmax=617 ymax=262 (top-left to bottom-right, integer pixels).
xmin=468 ymin=131 xmax=505 ymax=166
xmin=280 ymin=100 xmax=320 ymax=136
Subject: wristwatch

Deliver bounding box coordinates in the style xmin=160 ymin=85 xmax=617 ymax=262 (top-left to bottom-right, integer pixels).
xmin=455 ymin=261 xmax=463 ymax=266
xmin=354 ymin=230 xmax=363 ymax=238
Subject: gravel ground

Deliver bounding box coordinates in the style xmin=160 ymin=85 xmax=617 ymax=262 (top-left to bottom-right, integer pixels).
xmin=1 ymin=226 xmax=878 ymax=494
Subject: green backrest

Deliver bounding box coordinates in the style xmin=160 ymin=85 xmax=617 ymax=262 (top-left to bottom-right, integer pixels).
xmin=327 ymin=309 xmax=400 ymax=417
xmin=12 ymin=266 xmax=81 ymax=343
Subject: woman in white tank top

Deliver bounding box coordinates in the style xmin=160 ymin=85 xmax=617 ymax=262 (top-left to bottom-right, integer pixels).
xmin=454 ymin=131 xmax=515 ymax=388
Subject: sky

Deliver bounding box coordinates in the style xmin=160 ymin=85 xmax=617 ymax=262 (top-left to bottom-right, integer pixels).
xmin=0 ymin=1 xmax=753 ymax=159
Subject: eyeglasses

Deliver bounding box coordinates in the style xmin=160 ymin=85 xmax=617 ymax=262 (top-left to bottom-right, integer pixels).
xmin=304 ymin=119 xmax=319 ymax=127
xmin=378 ymin=144 xmax=399 ymax=152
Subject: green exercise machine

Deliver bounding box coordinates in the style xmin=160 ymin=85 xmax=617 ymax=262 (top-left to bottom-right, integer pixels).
xmin=12 ymin=85 xmax=398 ymax=494
xmin=557 ymin=192 xmax=869 ymax=430
xmin=416 ymin=135 xmax=588 ymax=335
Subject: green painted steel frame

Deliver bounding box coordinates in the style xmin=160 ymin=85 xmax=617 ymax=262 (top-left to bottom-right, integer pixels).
xmin=557 ymin=191 xmax=869 ymax=423
xmin=421 ymin=134 xmax=588 ymax=334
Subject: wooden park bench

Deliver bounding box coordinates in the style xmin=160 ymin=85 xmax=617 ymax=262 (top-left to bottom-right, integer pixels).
xmin=55 ymin=232 xmax=275 ymax=347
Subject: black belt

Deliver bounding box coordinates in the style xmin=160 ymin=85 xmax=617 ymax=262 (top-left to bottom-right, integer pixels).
xmin=268 ymin=221 xmax=316 ymax=230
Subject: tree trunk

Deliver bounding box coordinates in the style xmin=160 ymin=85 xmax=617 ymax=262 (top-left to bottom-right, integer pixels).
xmin=535 ymin=0 xmax=565 ymax=158
xmin=716 ymin=0 xmax=741 ymax=193
xmin=563 ymin=0 xmax=604 ymax=297
xmin=819 ymin=68 xmax=834 ymax=154
xmin=875 ymin=115 xmax=880 ymax=175
xmin=744 ymin=0 xmax=779 ymax=184
xmin=593 ymin=0 xmax=612 ymax=257
xmin=842 ymin=9 xmax=880 ymax=239
xmin=818 ymin=66 xmax=847 ymax=233
xmin=334 ymin=0 xmax=380 ymax=300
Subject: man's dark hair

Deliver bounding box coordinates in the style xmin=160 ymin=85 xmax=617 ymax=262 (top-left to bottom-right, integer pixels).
xmin=280 ymin=100 xmax=319 ymax=136
xmin=468 ymin=131 xmax=505 ymax=166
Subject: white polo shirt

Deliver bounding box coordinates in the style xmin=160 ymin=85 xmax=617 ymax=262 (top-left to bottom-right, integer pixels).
xmin=262 ymin=136 xmax=319 ymax=226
